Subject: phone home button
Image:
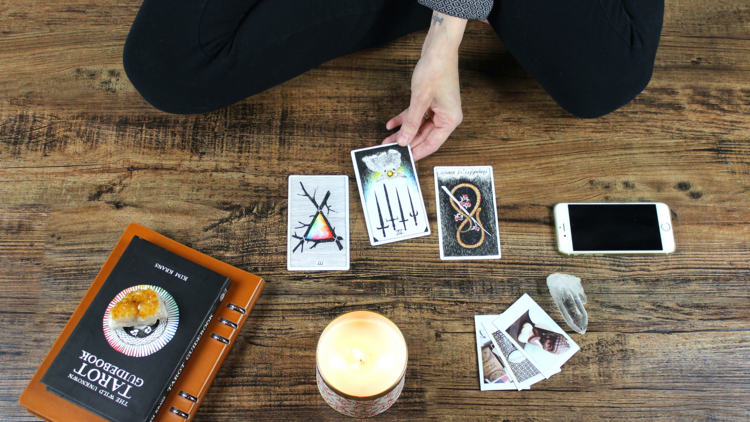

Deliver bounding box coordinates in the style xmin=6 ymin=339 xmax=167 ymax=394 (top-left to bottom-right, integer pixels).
xmin=661 ymin=223 xmax=672 ymax=231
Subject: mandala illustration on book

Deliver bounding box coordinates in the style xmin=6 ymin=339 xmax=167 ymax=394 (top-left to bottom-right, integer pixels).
xmin=102 ymin=285 xmax=179 ymax=357
xmin=292 ymin=182 xmax=344 ymax=253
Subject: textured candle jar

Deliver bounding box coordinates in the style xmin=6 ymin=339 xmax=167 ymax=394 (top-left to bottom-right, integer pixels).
xmin=316 ymin=311 xmax=408 ymax=418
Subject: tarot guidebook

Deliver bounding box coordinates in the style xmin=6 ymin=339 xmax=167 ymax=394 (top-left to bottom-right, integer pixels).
xmin=40 ymin=237 xmax=230 ymax=422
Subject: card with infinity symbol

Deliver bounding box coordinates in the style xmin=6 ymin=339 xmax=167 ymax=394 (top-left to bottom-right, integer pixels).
xmin=434 ymin=166 xmax=501 ymax=260
xmin=352 ymin=144 xmax=430 ymax=246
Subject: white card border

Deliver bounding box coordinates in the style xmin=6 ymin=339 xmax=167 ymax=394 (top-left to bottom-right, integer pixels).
xmin=287 ymin=175 xmax=350 ymax=271
xmin=351 ymin=144 xmax=431 ymax=246
xmin=434 ymin=166 xmax=502 ymax=260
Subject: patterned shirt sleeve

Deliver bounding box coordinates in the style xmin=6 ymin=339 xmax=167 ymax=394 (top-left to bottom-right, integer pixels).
xmin=417 ymin=0 xmax=494 ymax=21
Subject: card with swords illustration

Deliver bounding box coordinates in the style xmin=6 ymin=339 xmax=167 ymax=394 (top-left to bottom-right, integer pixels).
xmin=434 ymin=166 xmax=501 ymax=260
xmin=351 ymin=144 xmax=430 ymax=246
xmin=287 ymin=175 xmax=350 ymax=271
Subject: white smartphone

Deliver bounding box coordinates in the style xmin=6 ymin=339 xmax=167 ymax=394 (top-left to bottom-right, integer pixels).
xmin=554 ymin=202 xmax=675 ymax=255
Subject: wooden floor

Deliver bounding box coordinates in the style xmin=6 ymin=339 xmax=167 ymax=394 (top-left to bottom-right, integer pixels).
xmin=2 ymin=1 xmax=749 ymax=420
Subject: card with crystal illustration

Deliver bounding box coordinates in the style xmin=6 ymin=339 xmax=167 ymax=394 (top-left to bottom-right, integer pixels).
xmin=351 ymin=144 xmax=430 ymax=246
xmin=434 ymin=166 xmax=501 ymax=260
xmin=491 ymin=294 xmax=579 ymax=379
xmin=475 ymin=315 xmax=517 ymax=391
xmin=287 ymin=175 xmax=350 ymax=271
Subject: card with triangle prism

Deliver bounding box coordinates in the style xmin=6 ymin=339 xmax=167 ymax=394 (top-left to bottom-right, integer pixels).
xmin=287 ymin=175 xmax=350 ymax=271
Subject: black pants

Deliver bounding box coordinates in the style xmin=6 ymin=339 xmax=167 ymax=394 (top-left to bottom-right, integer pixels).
xmin=123 ymin=0 xmax=664 ymax=118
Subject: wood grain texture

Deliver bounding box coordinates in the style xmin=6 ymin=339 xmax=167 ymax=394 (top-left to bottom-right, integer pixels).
xmin=1 ymin=1 xmax=749 ymax=420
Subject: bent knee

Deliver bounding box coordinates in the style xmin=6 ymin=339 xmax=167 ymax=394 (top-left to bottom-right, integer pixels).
xmin=123 ymin=34 xmax=210 ymax=114
xmin=123 ymin=8 xmax=232 ymax=115
xmin=551 ymin=63 xmax=655 ymax=119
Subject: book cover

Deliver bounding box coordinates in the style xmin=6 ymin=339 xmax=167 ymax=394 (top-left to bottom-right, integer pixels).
xmin=19 ymin=223 xmax=265 ymax=422
xmin=40 ymin=236 xmax=231 ymax=422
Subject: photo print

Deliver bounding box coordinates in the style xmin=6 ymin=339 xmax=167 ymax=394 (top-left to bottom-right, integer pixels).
xmin=491 ymin=294 xmax=580 ymax=378
xmin=287 ymin=175 xmax=350 ymax=271
xmin=351 ymin=144 xmax=430 ymax=246
xmin=475 ymin=315 xmax=516 ymax=391
xmin=434 ymin=166 xmax=501 ymax=260
xmin=481 ymin=319 xmax=545 ymax=390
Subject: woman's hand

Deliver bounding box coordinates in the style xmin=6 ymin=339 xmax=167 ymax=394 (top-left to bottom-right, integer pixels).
xmin=382 ymin=11 xmax=467 ymax=161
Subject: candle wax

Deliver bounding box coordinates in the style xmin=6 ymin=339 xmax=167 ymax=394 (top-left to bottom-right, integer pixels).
xmin=317 ymin=312 xmax=407 ymax=398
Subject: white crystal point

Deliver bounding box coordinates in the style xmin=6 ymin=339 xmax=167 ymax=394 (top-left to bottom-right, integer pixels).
xmin=546 ymin=273 xmax=588 ymax=334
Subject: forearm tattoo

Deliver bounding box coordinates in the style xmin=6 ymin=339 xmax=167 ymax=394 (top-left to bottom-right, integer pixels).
xmin=432 ymin=12 xmax=444 ymax=26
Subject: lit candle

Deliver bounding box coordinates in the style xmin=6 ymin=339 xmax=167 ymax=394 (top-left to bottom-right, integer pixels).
xmin=316 ymin=311 xmax=408 ymax=418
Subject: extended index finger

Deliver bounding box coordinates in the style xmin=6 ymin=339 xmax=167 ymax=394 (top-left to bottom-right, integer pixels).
xmin=396 ymin=92 xmax=431 ymax=146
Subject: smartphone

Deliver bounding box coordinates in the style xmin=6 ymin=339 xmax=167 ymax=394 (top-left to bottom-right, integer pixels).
xmin=554 ymin=202 xmax=675 ymax=255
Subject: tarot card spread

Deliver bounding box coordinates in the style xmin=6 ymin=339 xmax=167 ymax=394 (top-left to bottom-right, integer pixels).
xmin=351 ymin=144 xmax=430 ymax=246
xmin=287 ymin=175 xmax=350 ymax=271
xmin=434 ymin=166 xmax=501 ymax=260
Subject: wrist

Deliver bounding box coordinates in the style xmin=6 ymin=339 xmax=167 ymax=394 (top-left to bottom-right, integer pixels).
xmin=423 ymin=11 xmax=467 ymax=55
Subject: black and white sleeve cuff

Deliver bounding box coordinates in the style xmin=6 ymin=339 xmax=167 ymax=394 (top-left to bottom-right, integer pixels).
xmin=418 ymin=0 xmax=494 ymax=21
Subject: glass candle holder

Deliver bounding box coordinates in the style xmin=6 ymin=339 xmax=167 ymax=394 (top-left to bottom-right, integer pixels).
xmin=315 ymin=311 xmax=408 ymax=418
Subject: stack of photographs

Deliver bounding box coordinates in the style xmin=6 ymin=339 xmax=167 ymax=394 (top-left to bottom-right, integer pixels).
xmin=475 ymin=294 xmax=580 ymax=391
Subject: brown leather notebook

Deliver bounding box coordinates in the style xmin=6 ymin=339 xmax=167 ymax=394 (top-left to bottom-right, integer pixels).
xmin=19 ymin=223 xmax=265 ymax=421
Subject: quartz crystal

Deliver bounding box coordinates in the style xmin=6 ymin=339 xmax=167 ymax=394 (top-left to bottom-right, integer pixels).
xmin=546 ymin=273 xmax=588 ymax=334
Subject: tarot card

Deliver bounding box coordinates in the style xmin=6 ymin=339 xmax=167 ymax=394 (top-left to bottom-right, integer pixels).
xmin=287 ymin=175 xmax=350 ymax=271
xmin=351 ymin=144 xmax=430 ymax=246
xmin=434 ymin=166 xmax=501 ymax=260
xmin=481 ymin=319 xmax=545 ymax=390
xmin=475 ymin=315 xmax=516 ymax=391
xmin=492 ymin=294 xmax=580 ymax=379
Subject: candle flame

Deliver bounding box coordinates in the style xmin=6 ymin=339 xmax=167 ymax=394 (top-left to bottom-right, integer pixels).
xmin=350 ymin=348 xmax=366 ymax=370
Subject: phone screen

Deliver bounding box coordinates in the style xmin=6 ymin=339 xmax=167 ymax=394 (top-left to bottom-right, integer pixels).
xmin=568 ymin=204 xmax=663 ymax=251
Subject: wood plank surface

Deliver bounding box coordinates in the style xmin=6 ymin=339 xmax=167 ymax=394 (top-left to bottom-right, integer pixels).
xmin=1 ymin=1 xmax=749 ymax=421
